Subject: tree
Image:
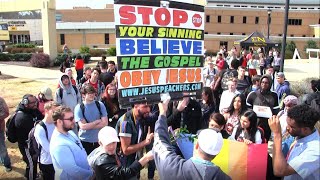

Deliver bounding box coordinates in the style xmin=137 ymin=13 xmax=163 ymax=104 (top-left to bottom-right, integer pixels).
xmin=304 ymin=40 xmax=319 ymax=51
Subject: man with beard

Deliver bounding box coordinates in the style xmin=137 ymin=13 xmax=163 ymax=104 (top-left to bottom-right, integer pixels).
xmin=268 ymin=105 xmax=319 ymax=179
xmin=14 ymin=94 xmax=44 ymax=179
xmin=115 ymin=103 xmax=154 ymax=170
xmin=246 ymin=75 xmax=279 ymax=141
xmin=50 ymin=106 xmax=93 ymax=180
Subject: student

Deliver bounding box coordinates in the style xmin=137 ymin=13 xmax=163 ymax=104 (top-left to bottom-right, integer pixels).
xmin=50 ymin=106 xmax=93 ymax=180
xmin=90 ymin=126 xmax=153 ymax=180
xmin=229 ymin=110 xmax=263 ymax=144
xmin=269 ymin=105 xmax=320 ymax=179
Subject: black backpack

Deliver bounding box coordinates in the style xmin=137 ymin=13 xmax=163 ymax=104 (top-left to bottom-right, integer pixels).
xmin=26 ymin=121 xmax=48 ymax=162
xmin=59 ymin=85 xmax=78 ymax=99
xmin=80 ymin=101 xmax=102 ymax=123
xmin=5 ymin=111 xmax=22 ymax=143
xmin=310 ymin=96 xmax=320 ymax=113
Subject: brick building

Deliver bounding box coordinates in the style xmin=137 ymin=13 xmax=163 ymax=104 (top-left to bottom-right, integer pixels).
xmin=55 ymin=0 xmax=320 ymax=53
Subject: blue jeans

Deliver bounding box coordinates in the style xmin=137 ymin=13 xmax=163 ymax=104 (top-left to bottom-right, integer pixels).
xmin=0 ymin=130 xmax=11 ymax=168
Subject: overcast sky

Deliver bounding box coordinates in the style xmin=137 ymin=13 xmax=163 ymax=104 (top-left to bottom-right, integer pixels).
xmin=56 ymin=0 xmax=113 ymax=9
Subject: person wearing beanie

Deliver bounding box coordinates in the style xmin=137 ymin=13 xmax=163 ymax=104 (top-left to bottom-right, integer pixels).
xmin=37 ymin=87 xmax=54 ymax=115
xmin=89 ymin=126 xmax=153 ymax=180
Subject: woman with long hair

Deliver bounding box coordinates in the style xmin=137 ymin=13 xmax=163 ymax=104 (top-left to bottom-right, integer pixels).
xmin=101 ymin=83 xmax=125 ymax=128
xmin=230 ymin=110 xmax=262 ymax=144
xmin=223 ymin=94 xmax=247 ymax=135
xmin=199 ymin=87 xmax=215 ymax=128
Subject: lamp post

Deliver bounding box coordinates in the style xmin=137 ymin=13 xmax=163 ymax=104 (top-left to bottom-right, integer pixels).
xmin=280 ymin=0 xmax=290 ymax=72
xmin=267 ymin=8 xmax=272 ymax=39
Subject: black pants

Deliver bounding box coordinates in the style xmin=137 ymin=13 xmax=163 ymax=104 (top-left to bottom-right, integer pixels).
xmin=18 ymin=142 xmax=37 ymax=180
xmin=81 ymin=141 xmax=99 ymax=155
xmin=76 ymin=69 xmax=84 ymax=83
xmin=39 ymin=163 xmax=55 ymax=180
xmin=146 ymin=141 xmax=156 ymax=179
xmin=260 ymin=66 xmax=265 ymax=75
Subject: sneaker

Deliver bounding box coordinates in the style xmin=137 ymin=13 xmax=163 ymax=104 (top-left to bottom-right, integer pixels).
xmin=5 ymin=166 xmax=12 ymax=172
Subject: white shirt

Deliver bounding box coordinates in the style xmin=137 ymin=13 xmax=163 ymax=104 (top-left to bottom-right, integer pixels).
xmin=219 ymin=90 xmax=240 ymax=113
xmin=34 ymin=120 xmax=56 ymax=165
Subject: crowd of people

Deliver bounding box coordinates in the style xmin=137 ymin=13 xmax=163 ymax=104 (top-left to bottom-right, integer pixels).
xmin=0 ymin=49 xmax=319 ymax=180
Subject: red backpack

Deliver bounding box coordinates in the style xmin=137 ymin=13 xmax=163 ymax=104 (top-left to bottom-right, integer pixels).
xmin=257 ymin=126 xmax=267 ymax=143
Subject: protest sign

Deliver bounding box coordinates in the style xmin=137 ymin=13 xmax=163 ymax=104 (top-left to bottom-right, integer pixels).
xmin=114 ymin=0 xmax=205 ymax=107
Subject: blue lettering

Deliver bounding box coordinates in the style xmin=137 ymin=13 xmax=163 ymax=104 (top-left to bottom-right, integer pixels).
xmin=168 ymin=40 xmax=179 ymax=54
xmin=137 ymin=39 xmax=149 ymax=54
xmin=181 ymin=41 xmax=192 ymax=54
xmin=193 ymin=41 xmax=202 ymax=54
xmin=120 ymin=39 xmax=135 ymax=55
xmin=151 ymin=40 xmax=161 ymax=54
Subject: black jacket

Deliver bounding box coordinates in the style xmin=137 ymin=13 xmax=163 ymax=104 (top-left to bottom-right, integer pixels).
xmin=14 ymin=104 xmax=44 ymax=144
xmin=167 ymin=99 xmax=202 ymax=134
xmin=94 ymin=153 xmax=142 ymax=180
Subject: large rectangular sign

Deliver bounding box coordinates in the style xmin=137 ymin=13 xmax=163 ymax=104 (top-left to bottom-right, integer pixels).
xmin=114 ymin=0 xmax=205 ymax=107
xmin=0 ymin=22 xmax=9 ymax=41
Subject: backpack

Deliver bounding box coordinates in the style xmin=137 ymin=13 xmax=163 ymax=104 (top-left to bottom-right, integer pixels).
xmin=26 ymin=121 xmax=48 ymax=162
xmin=59 ymin=85 xmax=78 ymax=99
xmin=221 ymin=70 xmax=236 ymax=91
xmin=80 ymin=101 xmax=102 ymax=123
xmin=257 ymin=126 xmax=267 ymax=143
xmin=310 ymin=97 xmax=320 ymax=113
xmin=5 ymin=111 xmax=22 ymax=143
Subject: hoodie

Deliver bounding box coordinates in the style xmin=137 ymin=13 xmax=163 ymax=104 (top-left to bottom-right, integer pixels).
xmin=55 ymin=74 xmax=81 ymax=111
xmin=14 ymin=103 xmax=44 ymax=144
xmin=276 ymin=81 xmax=290 ymax=99
xmin=246 ymin=75 xmax=280 ymax=115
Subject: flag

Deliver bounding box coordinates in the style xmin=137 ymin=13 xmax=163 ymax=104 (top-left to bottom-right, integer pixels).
xmin=213 ymin=140 xmax=268 ymax=180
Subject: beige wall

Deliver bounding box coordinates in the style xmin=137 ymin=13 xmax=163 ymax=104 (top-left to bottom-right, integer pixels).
xmin=56 ymin=33 xmax=116 ymax=50
xmin=56 ymin=9 xmax=114 ymax=22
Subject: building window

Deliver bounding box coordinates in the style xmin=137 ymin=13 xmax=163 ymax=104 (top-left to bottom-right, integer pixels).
xmin=243 ymin=16 xmax=247 ymax=24
xmin=218 ymin=16 xmax=221 ymax=23
xmin=290 ymin=34 xmax=294 ymax=37
xmin=56 ymin=14 xmax=62 ymax=22
xmin=60 ymin=34 xmax=65 ymax=45
xmin=302 ymin=35 xmax=306 ymax=37
xmin=288 ymin=19 xmax=302 ymax=25
xmin=230 ymin=16 xmax=234 ymax=23
xmin=105 ymin=34 xmax=110 ymax=44
xmin=219 ymin=41 xmax=228 ymax=51
xmin=204 ymin=32 xmax=208 ymax=34
xmin=230 ymin=33 xmax=233 ymax=35
xmin=242 ymin=33 xmax=246 ymax=35
xmin=318 ymin=18 xmax=320 ymax=24
xmin=278 ymin=34 xmax=282 ymax=36
xmin=217 ymin=32 xmax=221 ymax=35
xmin=255 ymin=17 xmax=259 ymax=24
xmin=206 ymin=15 xmax=210 ymax=23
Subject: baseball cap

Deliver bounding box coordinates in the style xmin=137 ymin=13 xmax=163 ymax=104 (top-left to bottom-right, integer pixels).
xmin=198 ymin=129 xmax=223 ymax=156
xmin=98 ymin=126 xmax=119 ymax=146
xmin=276 ymin=72 xmax=285 ymax=78
xmin=40 ymin=87 xmax=53 ymax=100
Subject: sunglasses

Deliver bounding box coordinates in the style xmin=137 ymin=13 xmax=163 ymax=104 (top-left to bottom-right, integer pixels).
xmin=62 ymin=116 xmax=74 ymax=121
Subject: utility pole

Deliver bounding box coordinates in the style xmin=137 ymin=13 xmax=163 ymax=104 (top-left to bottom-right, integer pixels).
xmin=280 ymin=0 xmax=290 ymax=72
